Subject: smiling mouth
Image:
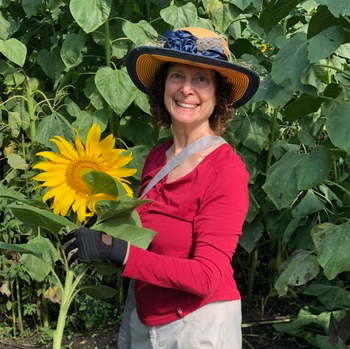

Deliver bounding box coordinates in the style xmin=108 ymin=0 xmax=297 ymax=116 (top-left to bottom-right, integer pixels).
xmin=176 ymin=101 xmax=198 ymax=109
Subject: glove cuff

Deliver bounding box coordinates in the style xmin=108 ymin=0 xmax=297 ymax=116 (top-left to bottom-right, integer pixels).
xmin=110 ymin=237 xmax=129 ymax=266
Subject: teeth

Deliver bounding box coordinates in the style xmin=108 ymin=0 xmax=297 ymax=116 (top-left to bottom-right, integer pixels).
xmin=176 ymin=101 xmax=198 ymax=108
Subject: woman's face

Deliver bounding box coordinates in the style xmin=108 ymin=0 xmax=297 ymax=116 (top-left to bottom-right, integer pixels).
xmin=164 ymin=63 xmax=216 ymax=129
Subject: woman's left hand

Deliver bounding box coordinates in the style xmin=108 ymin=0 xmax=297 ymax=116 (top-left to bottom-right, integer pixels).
xmin=62 ymin=227 xmax=129 ymax=268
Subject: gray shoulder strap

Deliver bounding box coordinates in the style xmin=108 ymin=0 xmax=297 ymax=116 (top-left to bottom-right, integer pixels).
xmin=140 ymin=135 xmax=226 ymax=198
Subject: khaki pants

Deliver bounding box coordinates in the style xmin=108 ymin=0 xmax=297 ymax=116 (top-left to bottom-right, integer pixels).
xmin=129 ymin=300 xmax=242 ymax=349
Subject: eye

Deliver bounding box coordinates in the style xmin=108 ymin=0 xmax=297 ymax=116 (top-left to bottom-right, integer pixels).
xmin=168 ymin=72 xmax=184 ymax=81
xmin=196 ymin=76 xmax=208 ymax=82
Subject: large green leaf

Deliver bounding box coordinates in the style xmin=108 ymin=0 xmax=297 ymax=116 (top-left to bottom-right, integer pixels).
xmin=127 ymin=145 xmax=151 ymax=181
xmin=0 ymin=12 xmax=20 ymax=40
xmin=282 ymin=190 xmax=326 ymax=245
xmin=92 ymin=212 xmax=156 ymax=250
xmin=122 ymin=20 xmax=158 ymax=46
xmin=317 ymin=0 xmax=350 ymax=17
xmin=231 ymin=110 xmax=271 ymax=153
xmin=284 ymin=94 xmax=325 ymax=122
xmin=252 ymin=74 xmax=293 ymax=108
xmin=83 ymin=171 xmax=125 ymax=197
xmin=204 ymin=0 xmax=235 ymax=33
xmin=258 ymin=0 xmax=305 ymax=33
xmin=307 ymin=6 xmax=346 ymax=39
xmin=72 ymin=110 xmax=109 ymax=144
xmin=227 ymin=0 xmax=253 ymax=11
xmin=80 ymin=285 xmax=117 ymax=299
xmin=36 ymin=112 xmax=76 ymax=150
xmin=0 ymin=38 xmax=27 ymax=67
xmin=311 ymin=222 xmax=350 ymax=280
xmin=324 ymin=101 xmax=350 ymax=155
xmin=7 ymin=202 xmax=77 ymax=234
xmin=69 ymin=0 xmax=111 ymax=33
xmin=95 ymin=198 xmax=148 ymax=224
xmin=275 ymin=250 xmax=320 ymax=296
xmin=271 ymin=33 xmax=310 ymax=91
xmin=22 ymin=0 xmax=43 ymax=18
xmin=160 ymin=3 xmax=198 ymax=28
xmin=95 ymin=66 xmax=137 ymax=116
xmin=60 ymin=30 xmax=87 ymax=70
xmin=19 ymin=235 xmax=60 ymax=282
xmin=120 ymin=115 xmax=158 ymax=147
xmin=307 ymin=26 xmax=344 ymax=63
xmin=37 ymin=48 xmax=65 ymax=81
xmin=263 ymin=147 xmax=332 ymax=209
xmin=304 ymin=283 xmax=350 ymax=310
xmin=239 ymin=221 xmax=264 ymax=254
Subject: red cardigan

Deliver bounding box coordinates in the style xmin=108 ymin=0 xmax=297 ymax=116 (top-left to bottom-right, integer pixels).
xmin=123 ymin=140 xmax=249 ymax=326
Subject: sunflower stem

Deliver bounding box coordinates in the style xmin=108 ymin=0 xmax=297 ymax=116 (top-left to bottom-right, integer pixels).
xmin=104 ymin=20 xmax=111 ymax=67
xmin=26 ymin=77 xmax=36 ymax=142
xmin=52 ymin=268 xmax=74 ymax=349
xmin=266 ymin=106 xmax=279 ymax=171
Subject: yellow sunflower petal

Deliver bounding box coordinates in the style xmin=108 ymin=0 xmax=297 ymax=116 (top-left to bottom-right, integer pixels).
xmin=108 ymin=167 xmax=137 ymax=178
xmin=74 ymin=129 xmax=85 ymax=157
xmin=50 ymin=137 xmax=78 ymax=160
xmin=120 ymin=182 xmax=134 ymax=197
xmin=36 ymin=151 xmax=71 ymax=164
xmin=72 ymin=194 xmax=88 ymax=222
xmin=86 ymin=124 xmax=101 ymax=157
xmin=98 ymin=135 xmax=115 ymax=155
xmin=33 ymin=161 xmax=67 ymax=172
xmin=59 ymin=188 xmax=76 ymax=216
xmin=42 ymin=184 xmax=66 ymax=202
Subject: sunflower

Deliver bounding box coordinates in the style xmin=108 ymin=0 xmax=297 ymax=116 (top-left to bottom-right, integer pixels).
xmin=33 ymin=124 xmax=137 ymax=222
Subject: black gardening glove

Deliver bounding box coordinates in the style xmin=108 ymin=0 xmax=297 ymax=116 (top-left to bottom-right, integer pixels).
xmin=62 ymin=227 xmax=129 ymax=268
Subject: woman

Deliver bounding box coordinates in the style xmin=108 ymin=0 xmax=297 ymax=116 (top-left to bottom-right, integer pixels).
xmin=63 ymin=27 xmax=259 ymax=349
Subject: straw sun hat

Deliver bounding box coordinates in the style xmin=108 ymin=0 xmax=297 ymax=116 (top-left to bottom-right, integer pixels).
xmin=126 ymin=27 xmax=260 ymax=108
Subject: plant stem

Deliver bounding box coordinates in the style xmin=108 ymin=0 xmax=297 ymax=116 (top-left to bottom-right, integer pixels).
xmin=104 ymin=19 xmax=119 ymax=138
xmin=266 ymin=107 xmax=279 ymax=171
xmin=52 ymin=268 xmax=74 ymax=349
xmin=248 ymin=247 xmax=258 ymax=299
xmin=41 ymin=285 xmax=50 ymax=328
xmin=10 ymin=281 xmax=16 ymax=337
xmin=104 ymin=20 xmax=111 ymax=67
xmin=26 ymin=78 xmax=36 ymax=142
xmin=16 ymin=276 xmax=24 ymax=335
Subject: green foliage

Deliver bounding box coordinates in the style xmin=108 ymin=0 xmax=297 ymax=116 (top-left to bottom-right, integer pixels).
xmin=0 ymin=0 xmax=349 ymax=347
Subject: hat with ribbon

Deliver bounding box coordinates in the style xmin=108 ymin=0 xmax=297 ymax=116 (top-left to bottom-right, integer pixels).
xmin=126 ymin=27 xmax=260 ymax=108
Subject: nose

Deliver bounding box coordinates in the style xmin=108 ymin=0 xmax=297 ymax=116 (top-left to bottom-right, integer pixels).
xmin=180 ymin=79 xmax=194 ymax=96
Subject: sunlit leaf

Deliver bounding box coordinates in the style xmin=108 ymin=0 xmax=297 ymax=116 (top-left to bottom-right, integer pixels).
xmin=60 ymin=31 xmax=87 ymax=70
xmin=0 ymin=38 xmax=27 ymax=67
xmin=160 ymin=3 xmax=198 ymax=28
xmin=7 ymin=202 xmax=77 ymax=234
xmin=122 ymin=20 xmax=158 ymax=46
xmin=69 ymin=0 xmax=111 ymax=33
xmin=95 ymin=66 xmax=137 ymax=116
xmin=92 ymin=212 xmax=156 ymax=250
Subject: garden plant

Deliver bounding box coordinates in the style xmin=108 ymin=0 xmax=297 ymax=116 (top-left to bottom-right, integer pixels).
xmin=0 ymin=0 xmax=349 ymax=348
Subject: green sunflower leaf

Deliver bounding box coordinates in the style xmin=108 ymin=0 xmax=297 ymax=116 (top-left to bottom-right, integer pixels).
xmin=6 ymin=202 xmax=77 ymax=234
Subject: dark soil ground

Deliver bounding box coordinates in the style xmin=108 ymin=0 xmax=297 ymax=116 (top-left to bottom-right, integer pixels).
xmin=0 ymin=297 xmax=316 ymax=349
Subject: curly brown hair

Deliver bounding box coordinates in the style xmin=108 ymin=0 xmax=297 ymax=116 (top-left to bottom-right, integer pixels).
xmin=149 ymin=63 xmax=236 ymax=135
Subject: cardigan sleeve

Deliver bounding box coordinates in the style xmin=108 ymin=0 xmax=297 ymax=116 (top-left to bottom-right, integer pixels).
xmin=123 ymin=159 xmax=249 ymax=297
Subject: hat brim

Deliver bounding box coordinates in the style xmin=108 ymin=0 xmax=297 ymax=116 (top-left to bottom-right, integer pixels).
xmin=126 ymin=47 xmax=260 ymax=108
